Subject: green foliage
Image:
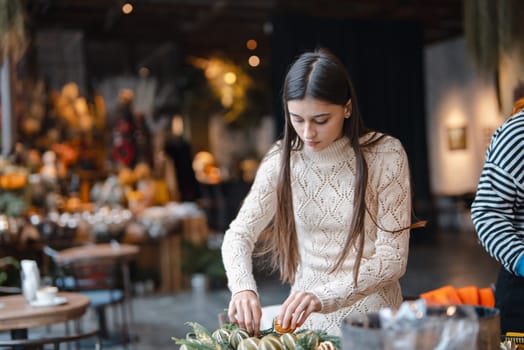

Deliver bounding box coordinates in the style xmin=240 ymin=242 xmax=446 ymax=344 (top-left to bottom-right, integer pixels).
xmin=181 ymin=239 xmax=225 ymax=285
xmin=172 ymin=321 xmax=341 ymax=350
xmin=0 ymin=190 xmax=26 ymax=216
xmin=172 ymin=322 xmax=226 ymax=350
xmin=0 ymin=256 xmax=20 ymax=286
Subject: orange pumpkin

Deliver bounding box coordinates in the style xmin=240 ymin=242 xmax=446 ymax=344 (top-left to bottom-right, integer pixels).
xmin=273 ymin=317 xmax=295 ymax=334
xmin=0 ymin=173 xmax=27 ymax=190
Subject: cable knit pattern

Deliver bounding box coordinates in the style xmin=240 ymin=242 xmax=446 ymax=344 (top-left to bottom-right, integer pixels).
xmin=221 ymin=134 xmax=411 ymax=335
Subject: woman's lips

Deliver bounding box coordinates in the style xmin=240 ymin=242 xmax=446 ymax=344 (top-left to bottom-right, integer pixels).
xmin=304 ymin=140 xmax=320 ymax=148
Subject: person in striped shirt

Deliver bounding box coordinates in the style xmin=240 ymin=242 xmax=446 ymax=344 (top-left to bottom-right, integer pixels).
xmin=471 ymin=107 xmax=524 ymax=333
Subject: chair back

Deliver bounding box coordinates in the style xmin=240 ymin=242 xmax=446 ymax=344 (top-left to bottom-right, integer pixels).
xmin=60 ymin=258 xmax=123 ymax=292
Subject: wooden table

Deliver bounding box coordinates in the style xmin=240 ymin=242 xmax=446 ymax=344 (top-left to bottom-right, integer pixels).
xmin=0 ymin=292 xmax=90 ymax=339
xmin=54 ymin=243 xmax=139 ymax=264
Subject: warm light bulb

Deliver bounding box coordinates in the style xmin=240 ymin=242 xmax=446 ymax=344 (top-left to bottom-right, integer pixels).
xmin=122 ymin=3 xmax=133 ymax=14
xmin=171 ymin=114 xmax=184 ymax=136
xmin=246 ymin=39 xmax=257 ymax=50
xmin=248 ymin=55 xmax=260 ymax=67
xmin=223 ymin=72 xmax=237 ymax=85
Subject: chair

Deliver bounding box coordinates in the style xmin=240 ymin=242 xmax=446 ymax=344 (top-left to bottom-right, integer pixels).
xmin=0 ymin=328 xmax=101 ymax=349
xmin=0 ymin=286 xmax=22 ymax=296
xmin=43 ymin=246 xmax=131 ymax=346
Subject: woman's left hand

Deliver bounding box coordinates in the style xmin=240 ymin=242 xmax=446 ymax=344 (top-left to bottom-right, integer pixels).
xmin=278 ymin=291 xmax=321 ymax=331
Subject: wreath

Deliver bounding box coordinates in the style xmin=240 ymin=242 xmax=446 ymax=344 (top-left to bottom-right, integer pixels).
xmin=113 ymin=139 xmax=135 ymax=166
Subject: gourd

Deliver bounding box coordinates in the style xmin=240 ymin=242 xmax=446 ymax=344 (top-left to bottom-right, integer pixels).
xmin=273 ymin=317 xmax=296 ymax=334
xmin=295 ymin=330 xmax=320 ymax=350
xmin=237 ymin=337 xmax=260 ymax=350
xmin=317 ymin=341 xmax=336 ymax=350
xmin=211 ymin=328 xmax=232 ymax=345
xmin=258 ymin=335 xmax=282 ymax=350
xmin=280 ymin=333 xmax=297 ymax=350
xmin=229 ymin=328 xmax=250 ymax=349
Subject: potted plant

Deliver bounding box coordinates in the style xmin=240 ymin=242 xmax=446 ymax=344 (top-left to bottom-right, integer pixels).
xmin=0 ymin=256 xmax=21 ymax=293
xmin=181 ymin=238 xmax=226 ymax=292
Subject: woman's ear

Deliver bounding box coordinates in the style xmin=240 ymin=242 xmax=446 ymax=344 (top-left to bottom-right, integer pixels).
xmin=344 ymin=99 xmax=352 ymax=117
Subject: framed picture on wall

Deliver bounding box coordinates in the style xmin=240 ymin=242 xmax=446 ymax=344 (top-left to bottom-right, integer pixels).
xmin=447 ymin=126 xmax=467 ymax=150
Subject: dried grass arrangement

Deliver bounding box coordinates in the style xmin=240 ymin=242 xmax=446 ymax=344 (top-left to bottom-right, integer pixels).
xmin=464 ymin=0 xmax=524 ymax=76
xmin=0 ymin=0 xmax=27 ymax=64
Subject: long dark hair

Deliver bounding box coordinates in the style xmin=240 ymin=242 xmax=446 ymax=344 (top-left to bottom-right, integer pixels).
xmin=258 ymin=48 xmax=388 ymax=285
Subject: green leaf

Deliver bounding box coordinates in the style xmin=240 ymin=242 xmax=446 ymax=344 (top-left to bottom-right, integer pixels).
xmin=172 ymin=337 xmax=216 ymax=350
xmin=185 ymin=322 xmax=214 ymax=345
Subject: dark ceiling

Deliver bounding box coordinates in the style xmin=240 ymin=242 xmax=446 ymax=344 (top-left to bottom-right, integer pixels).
xmin=24 ymin=0 xmax=464 ymax=62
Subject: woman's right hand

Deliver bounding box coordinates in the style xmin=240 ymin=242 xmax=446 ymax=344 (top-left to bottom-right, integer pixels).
xmin=228 ymin=290 xmax=262 ymax=336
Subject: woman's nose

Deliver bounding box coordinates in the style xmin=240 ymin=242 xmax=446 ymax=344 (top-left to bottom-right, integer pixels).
xmin=304 ymin=121 xmax=316 ymax=139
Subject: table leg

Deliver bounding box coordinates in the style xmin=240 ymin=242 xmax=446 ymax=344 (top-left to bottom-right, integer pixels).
xmin=95 ymin=307 xmax=109 ymax=339
xmin=121 ymin=261 xmax=133 ymax=342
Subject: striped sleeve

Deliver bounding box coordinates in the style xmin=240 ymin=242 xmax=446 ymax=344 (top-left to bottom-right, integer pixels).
xmin=471 ymin=113 xmax=524 ymax=275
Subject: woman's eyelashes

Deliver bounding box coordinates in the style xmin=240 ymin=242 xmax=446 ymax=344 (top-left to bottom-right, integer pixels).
xmin=292 ymin=117 xmax=328 ymax=125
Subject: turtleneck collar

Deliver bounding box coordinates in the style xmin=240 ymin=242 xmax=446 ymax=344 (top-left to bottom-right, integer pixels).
xmin=302 ymin=136 xmax=350 ymax=162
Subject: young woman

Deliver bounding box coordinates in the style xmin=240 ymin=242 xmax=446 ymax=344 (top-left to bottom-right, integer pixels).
xmin=221 ymin=48 xmax=414 ymax=336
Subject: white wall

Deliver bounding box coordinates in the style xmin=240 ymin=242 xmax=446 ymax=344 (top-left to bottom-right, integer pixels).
xmin=424 ymin=37 xmax=505 ymax=196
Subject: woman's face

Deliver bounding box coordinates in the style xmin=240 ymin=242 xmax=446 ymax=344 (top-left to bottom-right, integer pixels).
xmin=288 ymin=97 xmax=351 ymax=152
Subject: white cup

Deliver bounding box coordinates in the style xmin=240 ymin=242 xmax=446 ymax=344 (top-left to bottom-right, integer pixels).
xmin=36 ymin=286 xmax=58 ymax=304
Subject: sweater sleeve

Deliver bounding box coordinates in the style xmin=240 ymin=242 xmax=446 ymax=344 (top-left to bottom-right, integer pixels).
xmin=221 ymin=147 xmax=280 ymax=295
xmin=471 ymin=114 xmax=524 ymax=277
xmin=311 ymin=140 xmax=411 ymax=313
xmin=471 ymin=162 xmax=524 ymax=275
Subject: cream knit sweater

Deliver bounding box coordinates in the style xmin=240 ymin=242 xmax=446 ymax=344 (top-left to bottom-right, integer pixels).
xmin=221 ymin=134 xmax=411 ymax=335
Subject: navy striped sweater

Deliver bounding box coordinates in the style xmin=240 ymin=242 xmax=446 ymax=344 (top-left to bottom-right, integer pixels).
xmin=471 ymin=111 xmax=524 ymax=276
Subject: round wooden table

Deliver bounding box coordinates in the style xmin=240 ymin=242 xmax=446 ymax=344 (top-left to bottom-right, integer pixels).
xmin=54 ymin=243 xmax=139 ymax=264
xmin=0 ymin=292 xmax=90 ymax=338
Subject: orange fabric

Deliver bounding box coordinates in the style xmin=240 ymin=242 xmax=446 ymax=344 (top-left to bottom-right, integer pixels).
xmin=419 ymin=285 xmax=462 ymax=306
xmin=419 ymin=285 xmax=495 ymax=307
xmin=456 ymin=285 xmax=480 ymax=305
xmin=479 ymin=287 xmax=495 ymax=307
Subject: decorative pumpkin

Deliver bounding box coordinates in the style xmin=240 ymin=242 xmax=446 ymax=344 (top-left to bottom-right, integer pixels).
xmin=274 ymin=317 xmax=296 ymax=334
xmin=211 ymin=328 xmax=231 ymax=344
xmin=237 ymin=337 xmax=260 ymax=350
xmin=280 ymin=333 xmax=297 ymax=350
xmin=296 ymin=330 xmax=320 ymax=350
xmin=259 ymin=334 xmax=282 ymax=350
xmin=229 ymin=328 xmax=250 ymax=349
xmin=317 ymin=341 xmax=336 ymax=350
xmin=0 ymin=172 xmax=27 ymax=190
